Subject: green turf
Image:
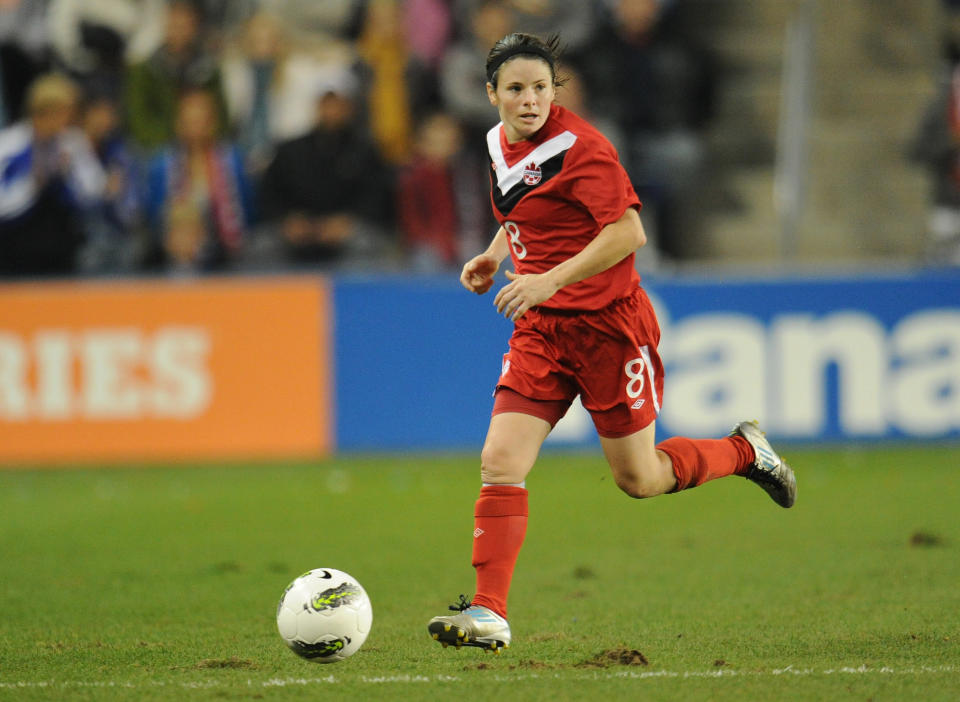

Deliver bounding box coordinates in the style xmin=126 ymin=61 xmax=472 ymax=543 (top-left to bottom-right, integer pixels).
xmin=1 ymin=446 xmax=958 ymax=701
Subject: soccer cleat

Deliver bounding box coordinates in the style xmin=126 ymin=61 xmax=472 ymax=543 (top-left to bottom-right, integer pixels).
xmin=731 ymin=420 xmax=797 ymax=508
xmin=428 ymin=596 xmax=511 ymax=652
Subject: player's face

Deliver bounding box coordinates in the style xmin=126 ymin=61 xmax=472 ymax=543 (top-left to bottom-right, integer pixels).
xmin=487 ymin=57 xmax=555 ymax=143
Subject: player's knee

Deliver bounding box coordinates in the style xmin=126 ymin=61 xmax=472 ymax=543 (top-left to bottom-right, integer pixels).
xmin=603 ymin=442 xmax=676 ymax=498
xmin=613 ymin=471 xmax=661 ymax=499
xmin=479 ymin=443 xmax=529 ymax=485
xmin=608 ymin=454 xmax=671 ymax=499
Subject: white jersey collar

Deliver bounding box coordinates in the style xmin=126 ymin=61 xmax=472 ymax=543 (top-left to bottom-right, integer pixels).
xmin=486 ymin=124 xmax=577 ymax=195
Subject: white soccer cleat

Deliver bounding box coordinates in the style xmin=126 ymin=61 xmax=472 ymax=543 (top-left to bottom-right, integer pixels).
xmin=731 ymin=420 xmax=797 ymax=508
xmin=428 ymin=597 xmax=511 ymax=653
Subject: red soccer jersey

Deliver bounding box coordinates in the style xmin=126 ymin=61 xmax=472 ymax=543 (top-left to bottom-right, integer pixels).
xmin=486 ymin=103 xmax=642 ymax=310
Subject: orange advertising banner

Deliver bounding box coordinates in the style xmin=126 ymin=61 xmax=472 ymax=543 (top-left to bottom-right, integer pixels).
xmin=0 ymin=276 xmax=330 ymax=465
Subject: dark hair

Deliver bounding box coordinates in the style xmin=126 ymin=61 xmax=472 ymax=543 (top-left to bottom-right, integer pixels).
xmin=485 ymin=33 xmax=565 ymax=88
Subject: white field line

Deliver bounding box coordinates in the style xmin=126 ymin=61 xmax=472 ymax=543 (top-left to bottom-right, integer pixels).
xmin=0 ymin=665 xmax=957 ymax=690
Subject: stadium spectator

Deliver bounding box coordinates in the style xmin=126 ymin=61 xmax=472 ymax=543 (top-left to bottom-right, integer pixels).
xmin=910 ymin=14 xmax=960 ymax=265
xmin=397 ymin=111 xmax=480 ymax=271
xmin=355 ymin=0 xmax=416 ymax=165
xmin=553 ymin=63 xmax=624 ymax=156
xmin=77 ymin=92 xmax=143 ymax=274
xmin=500 ymin=0 xmax=598 ymax=54
xmin=575 ymin=0 xmax=717 ymax=260
xmin=442 ymin=0 xmax=514 ymax=141
xmin=125 ymin=0 xmax=228 ymax=152
xmin=556 ymin=63 xmax=660 ymax=271
xmin=187 ymin=0 xmax=260 ymax=52
xmin=255 ymin=0 xmax=365 ymax=47
xmin=142 ymin=88 xmax=253 ymax=273
xmin=404 ymin=0 xmax=454 ymax=79
xmin=0 ymin=0 xmax=51 ymax=125
xmin=0 ymin=73 xmax=105 ymax=276
xmin=258 ymin=70 xmax=395 ymax=269
xmin=439 ymin=0 xmax=513 ymax=243
xmin=382 ymin=0 xmax=455 ymax=124
xmin=220 ymin=11 xmax=330 ymax=177
xmin=46 ymin=0 xmax=167 ymax=98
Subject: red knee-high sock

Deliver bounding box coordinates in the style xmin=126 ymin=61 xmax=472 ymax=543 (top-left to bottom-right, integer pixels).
xmin=471 ymin=485 xmax=528 ymax=619
xmin=657 ymin=436 xmax=755 ymax=491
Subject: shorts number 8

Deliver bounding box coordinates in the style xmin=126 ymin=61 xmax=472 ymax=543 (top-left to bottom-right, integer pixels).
xmin=624 ymin=356 xmax=646 ymax=399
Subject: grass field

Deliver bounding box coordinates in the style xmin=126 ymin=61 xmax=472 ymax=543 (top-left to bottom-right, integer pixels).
xmin=1 ymin=445 xmax=958 ymax=701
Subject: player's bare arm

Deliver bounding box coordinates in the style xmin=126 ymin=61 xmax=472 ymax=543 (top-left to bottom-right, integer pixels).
xmin=461 ymin=227 xmax=510 ymax=295
xmin=493 ymin=208 xmax=645 ymax=320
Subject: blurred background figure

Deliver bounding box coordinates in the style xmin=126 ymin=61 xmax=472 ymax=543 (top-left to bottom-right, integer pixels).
xmin=353 ymin=0 xmax=452 ymax=149
xmin=438 ymin=0 xmax=511 ymax=243
xmin=499 ymin=0 xmax=598 ymax=54
xmin=356 ymin=0 xmax=416 ymax=165
xmin=554 ymin=64 xmax=624 ymax=159
xmin=142 ymin=88 xmax=253 ymax=273
xmin=46 ymin=0 xmax=167 ymax=99
xmin=187 ymin=0 xmax=260 ymax=52
xmin=125 ymin=0 xmax=227 ymax=152
xmin=258 ymin=70 xmax=395 ymax=270
xmin=397 ymin=111 xmax=483 ymax=271
xmin=256 ymin=0 xmax=365 ymax=46
xmin=77 ymin=91 xmax=142 ymax=274
xmin=0 ymin=73 xmax=105 ymax=276
xmin=0 ymin=0 xmax=50 ymax=126
xmin=0 ymin=0 xmax=941 ymax=278
xmin=403 ymin=0 xmax=453 ymax=107
xmin=220 ymin=10 xmax=329 ymax=177
xmin=910 ymin=4 xmax=960 ymax=266
xmin=575 ymin=0 xmax=716 ymax=261
xmin=552 ymin=62 xmax=663 ymax=269
xmin=442 ymin=0 xmax=513 ymax=142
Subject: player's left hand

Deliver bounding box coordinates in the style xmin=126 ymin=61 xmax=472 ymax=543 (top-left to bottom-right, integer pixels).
xmin=494 ymin=270 xmax=560 ymax=321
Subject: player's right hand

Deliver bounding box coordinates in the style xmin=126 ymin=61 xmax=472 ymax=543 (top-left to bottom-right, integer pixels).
xmin=460 ymin=254 xmax=499 ymax=295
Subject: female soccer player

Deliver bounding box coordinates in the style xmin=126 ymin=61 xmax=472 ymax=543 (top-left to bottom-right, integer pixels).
xmin=427 ymin=33 xmax=796 ymax=654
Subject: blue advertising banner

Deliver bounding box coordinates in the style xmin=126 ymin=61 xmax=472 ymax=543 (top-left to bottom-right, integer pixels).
xmin=333 ymin=269 xmax=960 ymax=450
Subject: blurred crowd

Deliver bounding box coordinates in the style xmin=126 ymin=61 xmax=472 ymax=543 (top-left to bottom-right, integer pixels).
xmin=911 ymin=0 xmax=960 ymax=266
xmin=0 ymin=0 xmax=716 ymax=278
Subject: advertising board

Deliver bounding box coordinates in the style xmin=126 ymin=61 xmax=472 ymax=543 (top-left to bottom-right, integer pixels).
xmin=334 ymin=270 xmax=960 ymax=449
xmin=0 ymin=277 xmax=330 ymax=464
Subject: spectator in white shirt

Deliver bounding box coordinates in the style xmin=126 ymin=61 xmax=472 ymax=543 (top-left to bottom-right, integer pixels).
xmin=0 ymin=73 xmax=105 ymax=276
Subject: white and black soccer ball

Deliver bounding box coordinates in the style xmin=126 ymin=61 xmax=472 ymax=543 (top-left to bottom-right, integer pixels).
xmin=276 ymin=568 xmax=373 ymax=663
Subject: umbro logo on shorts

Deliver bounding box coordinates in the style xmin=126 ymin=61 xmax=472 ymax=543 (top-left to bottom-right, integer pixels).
xmin=474 ymin=528 xmax=485 ymax=538
xmin=631 ymin=399 xmax=645 ymax=410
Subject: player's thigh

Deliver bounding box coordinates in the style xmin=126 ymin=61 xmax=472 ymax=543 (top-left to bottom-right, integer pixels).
xmin=599 ymin=421 xmax=676 ymax=498
xmin=480 ymin=411 xmax=552 ymax=485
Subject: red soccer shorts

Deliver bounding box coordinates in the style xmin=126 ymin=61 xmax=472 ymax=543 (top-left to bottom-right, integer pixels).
xmin=492 ymin=285 xmax=664 ymax=438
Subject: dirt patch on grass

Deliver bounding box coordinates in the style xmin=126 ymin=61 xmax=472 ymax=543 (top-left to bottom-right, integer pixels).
xmin=466 ymin=658 xmax=555 ymax=671
xmin=512 ymin=659 xmax=553 ymax=670
xmin=194 ymin=657 xmax=257 ymax=670
xmin=210 ymin=561 xmax=244 ymax=574
xmin=910 ymin=531 xmax=945 ymax=547
xmin=578 ymin=648 xmax=649 ymax=668
xmin=572 ymin=566 xmax=596 ymax=579
xmin=526 ymin=631 xmax=570 ymax=643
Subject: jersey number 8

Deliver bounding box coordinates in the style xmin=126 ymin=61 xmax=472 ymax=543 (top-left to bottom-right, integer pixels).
xmin=505 ymin=221 xmax=527 ymax=260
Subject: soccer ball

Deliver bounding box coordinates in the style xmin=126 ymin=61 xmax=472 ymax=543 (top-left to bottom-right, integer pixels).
xmin=276 ymin=568 xmax=373 ymax=663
